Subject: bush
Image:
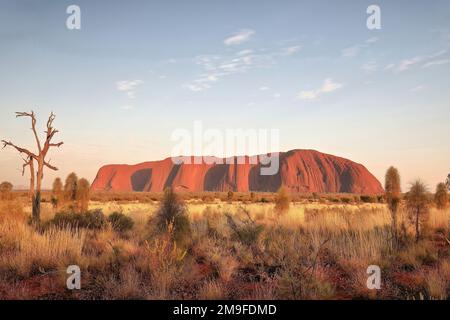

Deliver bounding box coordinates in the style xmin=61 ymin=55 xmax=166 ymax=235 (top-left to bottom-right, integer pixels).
xmin=274 ymin=187 xmax=290 ymax=214
xmin=77 ymin=178 xmax=91 ymax=212
xmin=341 ymin=197 xmax=352 ymax=204
xmin=49 ymin=209 xmax=106 ymax=230
xmin=434 ymin=182 xmax=448 ymax=209
xmin=227 ymin=190 xmax=234 ymax=202
xmin=0 ymin=181 xmax=13 ymax=200
xmin=360 ymin=195 xmax=376 ymax=203
xmin=108 ymin=212 xmax=134 ymax=232
xmin=154 ymin=188 xmax=191 ymax=246
xmin=260 ymin=197 xmax=269 ymax=203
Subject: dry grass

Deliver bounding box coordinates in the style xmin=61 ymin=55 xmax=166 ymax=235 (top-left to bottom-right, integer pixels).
xmin=0 ymin=196 xmax=448 ymax=300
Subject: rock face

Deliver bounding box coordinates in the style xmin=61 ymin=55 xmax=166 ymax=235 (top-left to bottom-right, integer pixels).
xmin=91 ymin=149 xmax=383 ymax=194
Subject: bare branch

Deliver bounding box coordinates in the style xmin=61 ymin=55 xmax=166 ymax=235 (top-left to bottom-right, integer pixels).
xmin=1 ymin=140 xmax=38 ymax=159
xmin=49 ymin=142 xmax=64 ymax=147
xmin=21 ymin=156 xmax=33 ymax=176
xmin=44 ymin=160 xmax=58 ymax=171
xmin=42 ymin=112 xmax=63 ymax=156
xmin=16 ymin=111 xmax=42 ymax=152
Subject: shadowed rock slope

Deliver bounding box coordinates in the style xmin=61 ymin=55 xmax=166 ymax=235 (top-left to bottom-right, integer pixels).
xmin=91 ymin=149 xmax=383 ymax=194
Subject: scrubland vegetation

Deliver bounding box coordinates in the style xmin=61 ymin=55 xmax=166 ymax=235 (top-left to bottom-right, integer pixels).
xmin=0 ymin=182 xmax=448 ymax=300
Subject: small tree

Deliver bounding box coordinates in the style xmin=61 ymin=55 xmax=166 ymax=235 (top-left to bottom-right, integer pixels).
xmin=51 ymin=177 xmax=63 ymax=209
xmin=227 ymin=190 xmax=234 ymax=202
xmin=275 ymin=186 xmax=290 ymax=214
xmin=77 ymin=178 xmax=90 ymax=212
xmin=155 ymin=187 xmax=191 ymax=246
xmin=385 ymin=167 xmax=401 ymax=241
xmin=434 ymin=182 xmax=448 ymax=210
xmin=406 ymin=180 xmax=429 ymax=243
xmin=0 ymin=181 xmax=13 ymax=200
xmin=64 ymin=172 xmax=78 ymax=202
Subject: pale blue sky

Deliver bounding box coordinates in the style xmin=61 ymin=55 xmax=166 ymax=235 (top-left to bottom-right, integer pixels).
xmin=1 ymin=0 xmax=450 ymax=190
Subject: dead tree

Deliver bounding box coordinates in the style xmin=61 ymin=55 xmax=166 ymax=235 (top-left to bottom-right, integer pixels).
xmin=21 ymin=155 xmax=35 ymax=199
xmin=1 ymin=111 xmax=63 ymax=223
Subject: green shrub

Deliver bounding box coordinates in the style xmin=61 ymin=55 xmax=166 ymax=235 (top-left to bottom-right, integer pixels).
xmin=49 ymin=209 xmax=106 ymax=229
xmin=108 ymin=212 xmax=134 ymax=232
xmin=154 ymin=188 xmax=191 ymax=246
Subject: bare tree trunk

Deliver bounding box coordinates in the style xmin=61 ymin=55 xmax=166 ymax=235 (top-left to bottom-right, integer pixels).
xmin=32 ymin=191 xmax=41 ymax=223
xmin=391 ymin=210 xmax=398 ymax=244
xmin=415 ymin=208 xmax=420 ymax=243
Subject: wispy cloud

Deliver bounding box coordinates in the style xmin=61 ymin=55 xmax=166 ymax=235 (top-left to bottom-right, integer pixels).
xmin=391 ymin=49 xmax=448 ymax=72
xmin=183 ymin=50 xmax=276 ymax=92
xmin=365 ymin=37 xmax=379 ymax=44
xmin=410 ymin=85 xmax=426 ymax=92
xmin=259 ymin=86 xmax=269 ymax=91
xmin=224 ymin=29 xmax=254 ymax=46
xmin=116 ymin=80 xmax=143 ymax=99
xmin=361 ymin=61 xmax=377 ymax=73
xmin=422 ymin=59 xmax=450 ymax=68
xmin=297 ymin=78 xmax=344 ymax=100
xmin=341 ymin=37 xmax=379 ymax=58
xmin=341 ymin=45 xmax=361 ymax=58
xmin=282 ymin=45 xmax=302 ymax=55
xmin=396 ymin=56 xmax=423 ymax=72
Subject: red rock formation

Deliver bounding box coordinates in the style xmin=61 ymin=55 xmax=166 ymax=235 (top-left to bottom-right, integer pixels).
xmin=91 ymin=149 xmax=383 ymax=194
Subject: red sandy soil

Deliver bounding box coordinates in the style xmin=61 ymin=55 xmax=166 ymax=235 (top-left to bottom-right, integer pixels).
xmin=91 ymin=149 xmax=383 ymax=194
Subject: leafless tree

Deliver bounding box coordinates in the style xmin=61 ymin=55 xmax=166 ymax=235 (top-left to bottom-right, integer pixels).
xmin=1 ymin=111 xmax=63 ymax=223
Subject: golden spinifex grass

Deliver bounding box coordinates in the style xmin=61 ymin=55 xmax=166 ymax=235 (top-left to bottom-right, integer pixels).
xmin=0 ymin=198 xmax=448 ymax=300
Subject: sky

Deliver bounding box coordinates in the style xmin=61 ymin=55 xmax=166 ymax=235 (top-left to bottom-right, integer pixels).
xmin=0 ymin=0 xmax=450 ymax=191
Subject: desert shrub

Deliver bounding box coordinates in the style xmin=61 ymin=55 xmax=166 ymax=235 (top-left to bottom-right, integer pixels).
xmin=227 ymin=190 xmax=234 ymax=202
xmin=202 ymin=195 xmax=214 ymax=203
xmin=51 ymin=177 xmax=63 ymax=209
xmin=406 ymin=180 xmax=430 ymax=242
xmin=274 ymin=186 xmax=290 ymax=214
xmin=108 ymin=212 xmax=134 ymax=233
xmin=76 ymin=178 xmax=90 ymax=212
xmin=361 ymin=195 xmax=376 ymax=203
xmin=0 ymin=181 xmax=13 ymax=200
xmin=49 ymin=209 xmax=106 ymax=230
xmin=142 ymin=229 xmax=187 ymax=299
xmin=154 ymin=188 xmax=191 ymax=246
xmin=341 ymin=196 xmax=352 ymax=204
xmin=385 ymin=166 xmax=401 ymax=242
xmin=64 ymin=172 xmax=78 ymax=201
xmin=434 ymin=182 xmax=448 ymax=209
xmin=226 ymin=212 xmax=264 ymax=246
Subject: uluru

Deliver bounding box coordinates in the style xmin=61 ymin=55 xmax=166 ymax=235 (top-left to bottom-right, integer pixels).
xmin=91 ymin=149 xmax=383 ymax=194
